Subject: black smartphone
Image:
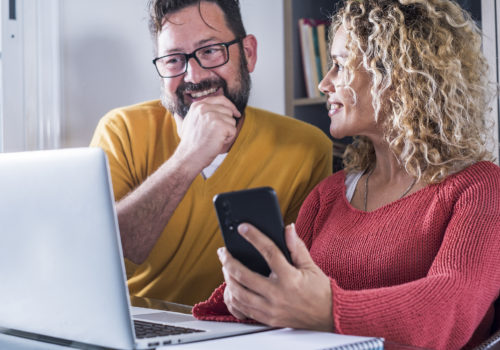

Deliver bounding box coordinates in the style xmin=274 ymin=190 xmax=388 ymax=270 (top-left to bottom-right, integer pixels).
xmin=213 ymin=187 xmax=293 ymax=276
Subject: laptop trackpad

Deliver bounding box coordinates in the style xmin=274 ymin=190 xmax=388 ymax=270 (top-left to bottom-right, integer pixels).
xmin=134 ymin=312 xmax=195 ymax=324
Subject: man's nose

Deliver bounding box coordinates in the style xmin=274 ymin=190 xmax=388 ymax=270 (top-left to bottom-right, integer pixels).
xmin=183 ymin=57 xmax=211 ymax=84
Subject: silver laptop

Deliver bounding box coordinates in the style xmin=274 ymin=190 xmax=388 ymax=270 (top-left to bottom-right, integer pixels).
xmin=0 ymin=148 xmax=268 ymax=349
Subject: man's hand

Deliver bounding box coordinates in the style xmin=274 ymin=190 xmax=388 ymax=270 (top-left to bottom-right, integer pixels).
xmin=174 ymin=95 xmax=241 ymax=172
xmin=117 ymin=95 xmax=241 ymax=265
xmin=218 ymin=223 xmax=334 ymax=332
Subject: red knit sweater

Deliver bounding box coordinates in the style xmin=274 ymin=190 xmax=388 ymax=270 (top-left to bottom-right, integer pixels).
xmin=193 ymin=161 xmax=500 ymax=350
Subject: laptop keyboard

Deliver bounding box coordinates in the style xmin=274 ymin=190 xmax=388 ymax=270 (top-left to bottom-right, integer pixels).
xmin=134 ymin=319 xmax=205 ymax=339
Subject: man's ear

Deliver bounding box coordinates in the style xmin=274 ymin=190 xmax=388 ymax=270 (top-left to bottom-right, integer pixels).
xmin=241 ymin=34 xmax=257 ymax=73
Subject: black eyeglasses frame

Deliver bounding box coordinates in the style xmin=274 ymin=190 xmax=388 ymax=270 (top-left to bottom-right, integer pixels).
xmin=152 ymin=38 xmax=242 ymax=78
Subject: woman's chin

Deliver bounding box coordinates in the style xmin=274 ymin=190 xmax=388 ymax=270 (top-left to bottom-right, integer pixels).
xmin=329 ymin=127 xmax=347 ymax=140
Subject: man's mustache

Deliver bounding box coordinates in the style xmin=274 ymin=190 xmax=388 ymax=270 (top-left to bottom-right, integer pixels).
xmin=176 ymin=79 xmax=227 ymax=96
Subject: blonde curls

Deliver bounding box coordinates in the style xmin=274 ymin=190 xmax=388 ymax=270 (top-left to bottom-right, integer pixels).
xmin=333 ymin=0 xmax=494 ymax=183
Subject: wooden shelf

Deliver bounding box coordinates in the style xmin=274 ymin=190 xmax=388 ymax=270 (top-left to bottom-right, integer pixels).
xmin=293 ymin=96 xmax=327 ymax=106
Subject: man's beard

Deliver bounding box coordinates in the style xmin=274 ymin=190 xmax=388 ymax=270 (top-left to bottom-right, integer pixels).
xmin=161 ymin=55 xmax=251 ymax=118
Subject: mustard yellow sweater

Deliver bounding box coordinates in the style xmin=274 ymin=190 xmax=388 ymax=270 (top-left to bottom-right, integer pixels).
xmin=90 ymin=100 xmax=332 ymax=305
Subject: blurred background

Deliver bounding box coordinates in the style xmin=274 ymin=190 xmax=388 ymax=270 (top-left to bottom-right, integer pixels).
xmin=0 ymin=0 xmax=497 ymax=163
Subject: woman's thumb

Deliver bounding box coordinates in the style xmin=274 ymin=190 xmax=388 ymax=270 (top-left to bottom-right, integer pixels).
xmin=285 ymin=223 xmax=314 ymax=267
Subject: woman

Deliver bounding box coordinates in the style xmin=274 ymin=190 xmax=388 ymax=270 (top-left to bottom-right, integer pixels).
xmin=193 ymin=0 xmax=500 ymax=348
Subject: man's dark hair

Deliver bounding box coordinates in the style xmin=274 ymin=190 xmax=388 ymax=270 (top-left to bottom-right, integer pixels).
xmin=148 ymin=0 xmax=247 ymax=44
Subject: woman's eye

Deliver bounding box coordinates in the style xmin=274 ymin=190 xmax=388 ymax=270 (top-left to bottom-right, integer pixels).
xmin=332 ymin=62 xmax=344 ymax=72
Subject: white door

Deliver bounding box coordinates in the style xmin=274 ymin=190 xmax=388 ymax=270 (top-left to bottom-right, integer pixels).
xmin=0 ymin=0 xmax=61 ymax=152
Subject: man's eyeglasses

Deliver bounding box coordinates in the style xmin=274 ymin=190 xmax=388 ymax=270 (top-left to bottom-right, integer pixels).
xmin=153 ymin=38 xmax=242 ymax=78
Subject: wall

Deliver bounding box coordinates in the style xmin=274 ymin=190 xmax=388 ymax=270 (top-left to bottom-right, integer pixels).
xmin=240 ymin=0 xmax=285 ymax=116
xmin=60 ymin=0 xmax=284 ymax=148
xmin=0 ymin=2 xmax=2 ymax=48
xmin=482 ymin=1 xmax=500 ymax=162
xmin=60 ymin=1 xmax=158 ymax=147
xmin=0 ymin=3 xmax=3 ymax=146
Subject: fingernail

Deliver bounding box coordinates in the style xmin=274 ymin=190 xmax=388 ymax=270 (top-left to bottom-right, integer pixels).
xmin=238 ymin=224 xmax=248 ymax=235
xmin=288 ymin=223 xmax=298 ymax=242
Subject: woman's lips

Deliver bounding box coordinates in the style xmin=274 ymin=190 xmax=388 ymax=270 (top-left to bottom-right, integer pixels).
xmin=328 ymin=102 xmax=344 ymax=117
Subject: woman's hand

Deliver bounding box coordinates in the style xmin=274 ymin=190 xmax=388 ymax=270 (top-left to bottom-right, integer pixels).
xmin=217 ymin=223 xmax=333 ymax=331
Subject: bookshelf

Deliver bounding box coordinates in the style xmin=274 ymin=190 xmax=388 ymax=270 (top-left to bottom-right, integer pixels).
xmin=284 ymin=0 xmax=345 ymax=170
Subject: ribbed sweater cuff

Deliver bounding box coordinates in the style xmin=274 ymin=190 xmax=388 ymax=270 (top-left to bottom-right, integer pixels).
xmin=192 ymin=282 xmax=258 ymax=324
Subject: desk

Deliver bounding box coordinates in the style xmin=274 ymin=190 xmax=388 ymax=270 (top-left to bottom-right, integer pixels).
xmin=0 ymin=296 xmax=429 ymax=350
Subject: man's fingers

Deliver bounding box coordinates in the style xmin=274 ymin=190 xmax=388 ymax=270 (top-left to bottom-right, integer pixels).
xmin=191 ymin=95 xmax=241 ymax=118
xmin=189 ymin=103 xmax=235 ymax=123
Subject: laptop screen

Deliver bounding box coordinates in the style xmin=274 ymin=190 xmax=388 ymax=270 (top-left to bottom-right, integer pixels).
xmin=0 ymin=148 xmax=135 ymax=349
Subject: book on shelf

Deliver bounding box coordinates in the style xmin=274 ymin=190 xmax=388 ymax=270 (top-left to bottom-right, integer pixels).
xmin=298 ymin=18 xmax=319 ymax=98
xmin=298 ymin=18 xmax=330 ymax=99
xmin=317 ymin=22 xmax=329 ymax=81
xmin=311 ymin=24 xmax=323 ymax=94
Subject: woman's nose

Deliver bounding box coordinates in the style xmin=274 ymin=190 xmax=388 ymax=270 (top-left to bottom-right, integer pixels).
xmin=318 ymin=71 xmax=336 ymax=95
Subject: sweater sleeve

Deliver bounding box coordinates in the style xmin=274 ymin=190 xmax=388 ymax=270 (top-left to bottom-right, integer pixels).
xmin=330 ymin=168 xmax=500 ymax=350
xmin=192 ymin=282 xmax=260 ymax=324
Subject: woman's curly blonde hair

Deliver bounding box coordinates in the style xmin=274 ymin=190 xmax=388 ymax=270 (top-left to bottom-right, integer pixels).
xmin=333 ymin=0 xmax=494 ymax=183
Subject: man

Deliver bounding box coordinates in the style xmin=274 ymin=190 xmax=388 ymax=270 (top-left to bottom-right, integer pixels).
xmin=90 ymin=0 xmax=332 ymax=305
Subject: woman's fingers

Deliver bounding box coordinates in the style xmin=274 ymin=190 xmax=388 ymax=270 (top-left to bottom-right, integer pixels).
xmin=237 ymin=223 xmax=293 ymax=277
xmin=218 ymin=250 xmax=269 ymax=321
xmin=285 ymin=223 xmax=316 ymax=268
xmin=223 ymin=284 xmax=247 ymax=320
